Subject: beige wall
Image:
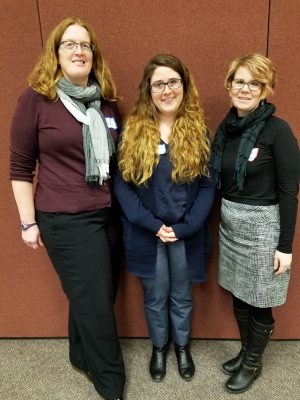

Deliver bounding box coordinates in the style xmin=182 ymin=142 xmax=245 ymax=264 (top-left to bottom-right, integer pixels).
xmin=1 ymin=0 xmax=299 ymax=338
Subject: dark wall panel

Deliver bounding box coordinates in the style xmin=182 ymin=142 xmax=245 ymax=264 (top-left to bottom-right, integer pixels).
xmin=267 ymin=0 xmax=300 ymax=337
xmin=37 ymin=0 xmax=270 ymax=130
xmin=0 ymin=0 xmax=68 ymax=337
xmin=1 ymin=0 xmax=299 ymax=338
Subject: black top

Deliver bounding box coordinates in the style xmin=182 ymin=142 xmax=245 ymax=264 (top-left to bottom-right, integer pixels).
xmin=220 ymin=115 xmax=299 ymax=253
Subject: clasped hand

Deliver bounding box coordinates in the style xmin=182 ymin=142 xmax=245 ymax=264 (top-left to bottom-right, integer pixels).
xmin=156 ymin=224 xmax=178 ymax=243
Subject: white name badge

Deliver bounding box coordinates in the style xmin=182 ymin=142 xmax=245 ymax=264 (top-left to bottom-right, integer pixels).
xmin=158 ymin=144 xmax=166 ymax=154
xmin=248 ymin=147 xmax=259 ymax=162
xmin=105 ymin=117 xmax=118 ymax=129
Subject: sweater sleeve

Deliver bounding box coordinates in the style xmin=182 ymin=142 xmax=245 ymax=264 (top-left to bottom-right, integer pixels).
xmin=10 ymin=88 xmax=39 ymax=182
xmin=272 ymin=119 xmax=300 ymax=253
xmin=171 ymin=169 xmax=216 ymax=238
xmin=113 ymin=167 xmax=163 ymax=234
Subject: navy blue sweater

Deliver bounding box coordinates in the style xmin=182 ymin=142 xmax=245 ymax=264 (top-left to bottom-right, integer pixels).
xmin=114 ymin=146 xmax=216 ymax=281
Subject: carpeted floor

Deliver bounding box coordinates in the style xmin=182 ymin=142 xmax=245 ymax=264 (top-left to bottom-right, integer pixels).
xmin=0 ymin=338 xmax=299 ymax=399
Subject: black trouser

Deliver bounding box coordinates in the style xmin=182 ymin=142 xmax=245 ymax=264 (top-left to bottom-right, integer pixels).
xmin=233 ymin=296 xmax=274 ymax=325
xmin=37 ymin=208 xmax=125 ymax=400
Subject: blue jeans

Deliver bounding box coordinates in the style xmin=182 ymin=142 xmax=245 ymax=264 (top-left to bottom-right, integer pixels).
xmin=141 ymin=240 xmax=193 ymax=348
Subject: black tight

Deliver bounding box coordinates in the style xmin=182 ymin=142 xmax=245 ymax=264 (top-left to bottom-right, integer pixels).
xmin=233 ymin=296 xmax=274 ymax=325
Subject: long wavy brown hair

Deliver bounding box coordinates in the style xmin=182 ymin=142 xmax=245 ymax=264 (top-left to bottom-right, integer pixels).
xmin=28 ymin=16 xmax=117 ymax=100
xmin=118 ymin=54 xmax=210 ymax=185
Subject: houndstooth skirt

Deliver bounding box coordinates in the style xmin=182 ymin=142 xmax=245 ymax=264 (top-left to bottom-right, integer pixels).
xmin=218 ymin=198 xmax=291 ymax=307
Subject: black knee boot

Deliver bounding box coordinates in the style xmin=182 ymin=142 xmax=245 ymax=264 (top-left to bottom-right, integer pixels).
xmin=174 ymin=343 xmax=195 ymax=381
xmin=149 ymin=344 xmax=168 ymax=382
xmin=223 ymin=307 xmax=250 ymax=374
xmin=226 ymin=316 xmax=274 ymax=394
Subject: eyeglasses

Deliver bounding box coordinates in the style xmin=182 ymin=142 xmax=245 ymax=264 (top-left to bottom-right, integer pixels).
xmin=59 ymin=41 xmax=95 ymax=53
xmin=151 ymin=78 xmax=183 ymax=93
xmin=231 ymin=79 xmax=263 ymax=92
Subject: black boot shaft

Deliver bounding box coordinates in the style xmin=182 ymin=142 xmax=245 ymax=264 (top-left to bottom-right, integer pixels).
xmin=225 ymin=317 xmax=275 ymax=394
xmin=222 ymin=307 xmax=250 ymax=374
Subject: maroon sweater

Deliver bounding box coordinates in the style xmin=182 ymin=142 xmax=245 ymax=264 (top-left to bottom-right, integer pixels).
xmin=10 ymin=87 xmax=120 ymax=213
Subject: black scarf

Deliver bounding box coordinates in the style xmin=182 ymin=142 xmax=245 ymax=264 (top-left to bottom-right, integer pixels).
xmin=213 ymin=102 xmax=276 ymax=190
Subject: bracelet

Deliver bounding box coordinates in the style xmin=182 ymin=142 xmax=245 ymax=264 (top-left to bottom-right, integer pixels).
xmin=20 ymin=222 xmax=37 ymax=231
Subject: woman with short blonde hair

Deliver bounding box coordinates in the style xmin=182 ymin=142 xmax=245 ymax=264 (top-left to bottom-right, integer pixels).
xmin=213 ymin=53 xmax=299 ymax=394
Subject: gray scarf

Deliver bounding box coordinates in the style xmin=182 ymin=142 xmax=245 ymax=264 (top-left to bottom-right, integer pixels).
xmin=57 ymin=77 xmax=115 ymax=185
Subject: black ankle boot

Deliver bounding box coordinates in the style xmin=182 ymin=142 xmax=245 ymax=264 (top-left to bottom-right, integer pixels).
xmin=223 ymin=307 xmax=250 ymax=374
xmin=174 ymin=343 xmax=195 ymax=381
xmin=149 ymin=344 xmax=168 ymax=382
xmin=226 ymin=317 xmax=275 ymax=394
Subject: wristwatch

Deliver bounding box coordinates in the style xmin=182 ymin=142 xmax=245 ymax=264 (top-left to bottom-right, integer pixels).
xmin=20 ymin=222 xmax=37 ymax=231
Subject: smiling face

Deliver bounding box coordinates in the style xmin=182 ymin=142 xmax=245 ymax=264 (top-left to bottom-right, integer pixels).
xmin=58 ymin=24 xmax=93 ymax=87
xmin=229 ymin=66 xmax=264 ymax=117
xmin=150 ymin=66 xmax=184 ymax=119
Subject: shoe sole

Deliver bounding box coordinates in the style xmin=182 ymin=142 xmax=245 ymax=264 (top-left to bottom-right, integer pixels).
xmin=178 ymin=371 xmax=195 ymax=382
xmin=180 ymin=376 xmax=194 ymax=382
xmin=225 ymin=370 xmax=261 ymax=394
xmin=151 ymin=376 xmax=165 ymax=382
xmin=225 ymin=380 xmax=255 ymax=394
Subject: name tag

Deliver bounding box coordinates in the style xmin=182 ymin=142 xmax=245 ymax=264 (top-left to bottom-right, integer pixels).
xmin=248 ymin=148 xmax=259 ymax=162
xmin=158 ymin=144 xmax=166 ymax=154
xmin=105 ymin=117 xmax=118 ymax=129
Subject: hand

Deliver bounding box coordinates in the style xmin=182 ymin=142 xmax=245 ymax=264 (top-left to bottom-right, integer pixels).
xmin=22 ymin=225 xmax=44 ymax=250
xmin=156 ymin=225 xmax=178 ymax=243
xmin=273 ymin=250 xmax=292 ymax=276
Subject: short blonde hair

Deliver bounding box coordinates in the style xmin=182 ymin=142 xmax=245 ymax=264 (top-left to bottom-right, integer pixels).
xmin=224 ymin=53 xmax=276 ymax=98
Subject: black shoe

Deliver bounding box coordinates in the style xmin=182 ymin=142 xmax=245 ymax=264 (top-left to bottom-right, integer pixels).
xmin=226 ymin=317 xmax=274 ymax=393
xmin=149 ymin=344 xmax=168 ymax=382
xmin=174 ymin=343 xmax=195 ymax=381
xmin=222 ymin=348 xmax=246 ymax=375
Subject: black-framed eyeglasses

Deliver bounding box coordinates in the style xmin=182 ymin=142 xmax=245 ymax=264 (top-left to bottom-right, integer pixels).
xmin=151 ymin=78 xmax=183 ymax=93
xmin=231 ymin=79 xmax=263 ymax=92
xmin=59 ymin=41 xmax=95 ymax=53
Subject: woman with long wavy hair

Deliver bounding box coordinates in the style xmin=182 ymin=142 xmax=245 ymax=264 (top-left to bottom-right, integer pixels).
xmin=114 ymin=54 xmax=215 ymax=382
xmin=10 ymin=16 xmax=125 ymax=400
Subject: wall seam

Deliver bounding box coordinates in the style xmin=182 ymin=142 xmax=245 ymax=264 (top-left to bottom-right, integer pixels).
xmin=36 ymin=0 xmax=44 ymax=47
xmin=266 ymin=0 xmax=272 ymax=56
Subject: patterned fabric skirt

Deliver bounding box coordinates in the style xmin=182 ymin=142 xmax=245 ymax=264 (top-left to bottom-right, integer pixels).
xmin=218 ymin=198 xmax=291 ymax=307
